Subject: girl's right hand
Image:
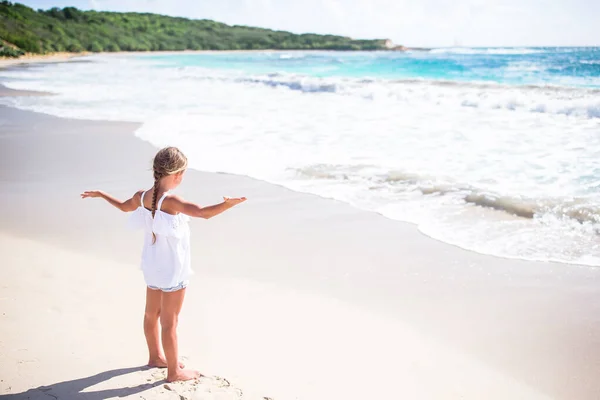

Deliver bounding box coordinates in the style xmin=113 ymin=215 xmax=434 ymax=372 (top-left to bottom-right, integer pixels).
xmin=223 ymin=196 xmax=247 ymax=206
xmin=81 ymin=190 xmax=104 ymax=199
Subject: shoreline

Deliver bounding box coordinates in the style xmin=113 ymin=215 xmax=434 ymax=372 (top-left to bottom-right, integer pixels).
xmin=0 ymin=76 xmax=586 ymax=268
xmin=0 ymin=59 xmax=596 ymax=267
xmin=0 ymin=52 xmax=89 ymax=68
xmin=0 ymin=83 xmax=55 ymax=97
xmin=0 ymin=55 xmax=597 ymax=268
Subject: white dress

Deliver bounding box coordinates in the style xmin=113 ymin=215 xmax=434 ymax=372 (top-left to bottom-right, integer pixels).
xmin=129 ymin=190 xmax=193 ymax=289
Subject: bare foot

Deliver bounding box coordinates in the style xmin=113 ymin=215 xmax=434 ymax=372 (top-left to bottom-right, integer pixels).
xmin=148 ymin=356 xmax=185 ymax=369
xmin=167 ymin=368 xmax=201 ymax=382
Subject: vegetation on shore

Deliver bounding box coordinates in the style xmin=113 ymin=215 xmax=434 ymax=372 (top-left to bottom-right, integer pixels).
xmin=0 ymin=1 xmax=390 ymax=57
xmin=0 ymin=38 xmax=24 ymax=57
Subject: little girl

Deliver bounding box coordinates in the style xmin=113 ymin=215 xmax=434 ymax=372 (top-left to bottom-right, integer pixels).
xmin=81 ymin=146 xmax=246 ymax=382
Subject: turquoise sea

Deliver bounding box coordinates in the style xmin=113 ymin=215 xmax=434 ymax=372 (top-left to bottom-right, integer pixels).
xmin=150 ymin=47 xmax=600 ymax=88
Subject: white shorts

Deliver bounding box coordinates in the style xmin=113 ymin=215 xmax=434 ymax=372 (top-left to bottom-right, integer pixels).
xmin=147 ymin=280 xmax=188 ymax=293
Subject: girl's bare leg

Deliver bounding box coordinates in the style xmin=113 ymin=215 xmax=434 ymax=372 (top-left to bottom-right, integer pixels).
xmin=144 ymin=287 xmax=165 ymax=366
xmin=161 ymin=288 xmax=200 ymax=382
xmin=144 ymin=287 xmax=185 ymax=368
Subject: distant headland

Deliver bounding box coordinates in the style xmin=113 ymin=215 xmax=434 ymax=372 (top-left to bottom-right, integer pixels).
xmin=0 ymin=2 xmax=424 ymax=58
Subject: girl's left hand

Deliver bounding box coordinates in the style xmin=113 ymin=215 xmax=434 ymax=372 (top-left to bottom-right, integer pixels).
xmin=81 ymin=190 xmax=104 ymax=199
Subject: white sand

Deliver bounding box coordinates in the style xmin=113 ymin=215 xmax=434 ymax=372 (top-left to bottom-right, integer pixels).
xmin=0 ymin=234 xmax=265 ymax=400
xmin=1 ymin=104 xmax=600 ymax=399
xmin=0 ymin=233 xmax=550 ymax=400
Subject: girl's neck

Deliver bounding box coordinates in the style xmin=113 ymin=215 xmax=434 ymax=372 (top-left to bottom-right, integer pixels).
xmin=159 ymin=181 xmax=178 ymax=192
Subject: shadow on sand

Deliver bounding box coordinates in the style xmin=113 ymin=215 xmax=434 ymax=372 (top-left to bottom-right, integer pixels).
xmin=0 ymin=366 xmax=165 ymax=399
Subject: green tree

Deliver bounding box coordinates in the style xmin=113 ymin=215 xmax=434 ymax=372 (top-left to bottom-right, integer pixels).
xmin=88 ymin=41 xmax=103 ymax=52
xmin=105 ymin=42 xmax=120 ymax=52
xmin=66 ymin=42 xmax=84 ymax=52
xmin=12 ymin=35 xmax=40 ymax=52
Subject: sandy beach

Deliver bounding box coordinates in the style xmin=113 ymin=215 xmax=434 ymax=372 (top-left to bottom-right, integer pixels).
xmin=0 ymin=52 xmax=88 ymax=69
xmin=1 ymin=59 xmax=600 ymax=399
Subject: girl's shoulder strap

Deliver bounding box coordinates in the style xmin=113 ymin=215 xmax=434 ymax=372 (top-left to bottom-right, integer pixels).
xmin=157 ymin=190 xmax=170 ymax=211
xmin=140 ymin=190 xmax=147 ymax=208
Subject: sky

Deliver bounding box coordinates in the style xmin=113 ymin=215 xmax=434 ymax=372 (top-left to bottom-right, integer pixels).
xmin=18 ymin=0 xmax=600 ymax=47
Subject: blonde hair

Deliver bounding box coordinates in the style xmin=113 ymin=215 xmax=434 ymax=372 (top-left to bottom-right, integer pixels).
xmin=151 ymin=146 xmax=188 ymax=243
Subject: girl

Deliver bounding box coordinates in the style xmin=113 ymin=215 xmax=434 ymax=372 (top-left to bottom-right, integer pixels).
xmin=81 ymin=146 xmax=246 ymax=382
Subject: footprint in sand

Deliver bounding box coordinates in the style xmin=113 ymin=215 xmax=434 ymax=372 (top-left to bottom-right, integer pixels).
xmin=190 ymin=376 xmax=245 ymax=400
xmin=146 ymin=373 xmax=269 ymax=400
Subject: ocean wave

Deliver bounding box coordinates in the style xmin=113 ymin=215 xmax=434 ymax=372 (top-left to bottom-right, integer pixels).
xmin=505 ymin=61 xmax=547 ymax=72
xmin=279 ymin=54 xmax=306 ymax=59
xmin=429 ymin=47 xmax=543 ymax=55
xmin=464 ymin=193 xmax=535 ymax=218
xmin=235 ymin=75 xmax=339 ymax=93
xmin=3 ymin=59 xmax=599 ymax=121
xmin=292 ymin=164 xmax=600 ymax=224
xmin=172 ymin=60 xmax=600 ymax=91
xmin=220 ymin=73 xmax=600 ymax=119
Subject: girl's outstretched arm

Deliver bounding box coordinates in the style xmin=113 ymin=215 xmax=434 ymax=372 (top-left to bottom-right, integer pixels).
xmin=81 ymin=190 xmax=142 ymax=212
xmin=168 ymin=195 xmax=246 ymax=219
